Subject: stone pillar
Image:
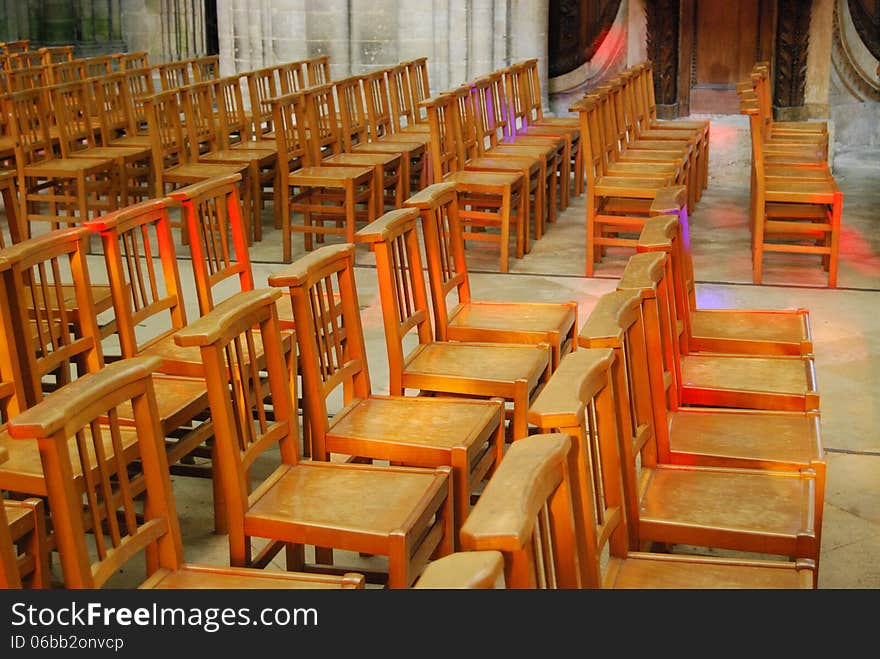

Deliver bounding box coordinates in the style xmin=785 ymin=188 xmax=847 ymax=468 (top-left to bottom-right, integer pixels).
xmin=306 ymin=0 xmax=347 ymax=79
xmin=805 ymin=0 xmax=833 ymax=118
xmin=398 ymin=0 xmax=439 ymax=93
xmin=510 ymin=0 xmax=550 ymax=111
xmin=627 ymin=0 xmax=647 ymax=68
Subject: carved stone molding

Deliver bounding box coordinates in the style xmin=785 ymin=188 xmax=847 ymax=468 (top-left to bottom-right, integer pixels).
xmin=833 ymin=0 xmax=880 ymax=101
xmin=774 ymin=0 xmax=812 ymax=108
xmin=847 ymin=0 xmax=880 ymax=61
xmin=549 ymin=0 xmax=622 ymax=78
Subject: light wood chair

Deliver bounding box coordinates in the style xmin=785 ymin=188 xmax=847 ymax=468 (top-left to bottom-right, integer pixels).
xmin=524 ymin=350 xmax=815 ymax=589
xmin=81 ymin=54 xmax=114 ymax=79
xmin=142 ymin=88 xmax=250 ymax=244
xmin=157 ymin=58 xmax=193 ymax=90
xmin=638 ymin=206 xmax=813 ymax=356
xmin=6 ymin=355 xmax=365 ymax=590
xmin=38 ymin=45 xmax=75 ymax=66
xmin=174 ymin=288 xmax=455 ymax=588
xmin=578 ymin=287 xmax=825 ymax=581
xmin=356 ymin=208 xmax=552 ymax=443
xmin=6 ymin=86 xmax=118 ymax=234
xmin=739 ymin=92 xmax=842 ymax=287
xmin=334 ymin=74 xmax=427 ymax=196
xmin=303 ymin=54 xmax=331 ymax=86
xmin=269 ymin=90 xmax=377 ymax=261
xmin=299 ymin=82 xmax=404 ymax=214
xmin=180 ymin=80 xmax=266 ymax=243
xmin=387 ymin=63 xmax=431 ymax=135
xmin=405 ymin=182 xmax=577 ymax=370
xmin=123 ymin=66 xmax=157 ymax=138
xmin=1 ymin=40 xmax=30 ymax=56
xmin=191 ymin=54 xmax=220 ymax=81
xmin=49 ymin=80 xmax=153 ymax=208
xmin=361 ymin=68 xmax=432 ymax=151
xmin=412 ymin=551 xmax=505 ymax=589
xmin=269 ymin=241 xmax=505 ymax=547
xmin=244 ymin=66 xmax=282 ymax=143
xmin=112 ymin=51 xmax=150 ymax=71
xmin=421 ymin=92 xmax=527 ymax=273
xmin=617 ymin=251 xmax=819 ymax=412
xmin=277 ymin=59 xmax=307 ymax=94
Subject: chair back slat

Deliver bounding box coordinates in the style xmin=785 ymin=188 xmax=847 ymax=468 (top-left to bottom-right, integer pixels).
xmin=333 ymin=75 xmax=370 ymax=150
xmin=245 ymin=66 xmax=280 ymax=139
xmin=158 ymin=59 xmax=192 ymax=90
xmin=214 ymin=74 xmax=252 ymax=145
xmin=124 ymin=67 xmax=156 ymax=134
xmin=361 ymin=69 xmax=395 ymax=140
xmin=192 ymin=55 xmax=220 ymax=82
xmin=405 ymin=58 xmax=430 ymax=122
xmin=304 ymin=55 xmax=331 ymax=86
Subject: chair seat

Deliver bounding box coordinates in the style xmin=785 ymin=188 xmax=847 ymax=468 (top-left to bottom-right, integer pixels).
xmin=108 ymin=135 xmax=153 ymax=148
xmin=245 ymin=461 xmax=448 ymax=552
xmin=615 ymin=149 xmax=688 ymax=164
xmin=607 ymin=161 xmax=679 ymax=181
xmin=403 ymin=342 xmax=549 ymax=392
xmin=771 ymin=121 xmax=827 ymax=134
xmin=322 ymin=152 xmax=400 ymax=168
xmin=496 ymin=137 xmax=559 ymax=158
xmin=668 ymin=408 xmax=820 ymax=467
xmin=606 ymin=552 xmax=812 ymax=588
xmin=764 ymin=179 xmax=839 ymax=203
xmin=288 ymin=165 xmax=374 ymax=187
xmin=443 ymin=169 xmax=522 ymax=191
xmin=594 ymin=176 xmax=671 ymax=198
xmin=165 ymin=162 xmax=247 ymax=184
xmin=679 ymin=353 xmax=818 ymax=411
xmin=327 ymin=395 xmax=501 ymax=459
xmin=765 ymin=165 xmax=832 ymax=180
xmin=637 ymin=129 xmax=697 ymax=142
xmin=639 ymin=465 xmax=816 ymax=555
xmin=68 ymin=145 xmax=150 ymax=161
xmin=689 ymin=308 xmax=811 ymax=355
xmin=448 ymin=301 xmax=575 ymax=338
xmin=352 ymin=140 xmax=423 ymax=156
xmin=627 ymin=140 xmax=692 ymax=155
xmin=199 ymin=150 xmax=273 ymax=166
xmin=142 ymin=564 xmax=363 ymax=589
xmin=23 ymin=157 xmax=115 ymax=177
xmin=649 ymin=118 xmax=709 ymax=131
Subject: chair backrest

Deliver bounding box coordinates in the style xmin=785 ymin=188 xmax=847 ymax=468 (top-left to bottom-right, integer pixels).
xmin=44 ymin=59 xmax=83 ymax=85
xmin=404 ymin=57 xmax=430 ymax=122
xmin=168 ymin=174 xmax=255 ymax=317
xmin=0 ymin=473 xmax=22 ymax=588
xmin=214 ymin=74 xmax=253 ymax=145
xmin=469 ymin=75 xmax=503 ymax=152
xmin=387 ymin=63 xmax=418 ymax=130
xmin=4 ymin=87 xmax=54 ymax=169
xmin=1 ymin=40 xmax=30 ymax=56
xmin=300 ymin=82 xmax=346 ymax=162
xmin=268 ymin=244 xmax=373 ymax=460
xmin=6 ymin=355 xmax=189 ymax=588
xmin=403 ymin=182 xmax=472 ymax=342
xmin=518 ymin=58 xmax=545 ymax=123
xmin=269 ymin=90 xmax=312 ymax=184
xmin=501 ymin=63 xmax=530 ymax=136
xmin=0 ymin=227 xmax=104 ymax=409
xmin=49 ymin=81 xmax=101 ymax=157
xmin=355 ymin=208 xmax=434 ymax=396
xmin=114 ymin=51 xmax=150 ymax=71
xmin=84 ymin=198 xmax=188 ymax=359
xmin=277 ymin=59 xmax=306 ymax=95
xmin=123 ymin=66 xmax=156 ymax=134
xmin=422 ymin=92 xmax=463 ymax=181
xmin=192 ymin=54 xmax=220 ymax=82
xmin=333 ymin=74 xmax=371 ymax=150
xmin=181 ymin=79 xmax=222 ymax=160
xmin=526 ymin=347 xmax=634 ymax=587
xmin=174 ymin=289 xmax=301 ymax=531
xmin=299 ymin=55 xmax=328 ymax=86
xmin=82 ymin=54 xmax=114 ymax=79
xmin=158 ymin=58 xmax=192 ymax=90
xmin=568 ymin=96 xmax=604 ymax=190
xmin=361 ymin=68 xmax=396 ymax=140
xmin=89 ymin=71 xmax=139 ymax=142
xmin=245 ymin=66 xmax=280 ymax=140
xmin=459 ymin=432 xmax=585 ymax=588
xmin=6 ymin=51 xmax=43 ymax=71
xmin=448 ymin=84 xmax=482 ymax=162
xmin=5 ymin=65 xmax=47 ymax=92
xmin=143 ymin=88 xmax=190 ymax=187
xmin=485 ymin=70 xmax=516 ymax=141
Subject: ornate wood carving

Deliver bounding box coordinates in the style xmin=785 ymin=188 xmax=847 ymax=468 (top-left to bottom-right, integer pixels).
xmin=847 ymin=0 xmax=880 ymax=61
xmin=773 ymin=0 xmax=812 ymax=107
xmin=548 ymin=0 xmax=622 ymax=78
xmin=645 ymin=0 xmax=680 ymax=105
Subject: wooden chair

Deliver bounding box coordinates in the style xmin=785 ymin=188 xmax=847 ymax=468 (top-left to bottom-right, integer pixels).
xmin=269 ymin=90 xmax=376 ymax=262
xmin=38 ymin=45 xmax=75 ymax=66
xmin=617 ymin=251 xmax=819 ymax=412
xmin=49 ymin=80 xmax=153 ymax=207
xmin=421 ymin=92 xmax=527 ymax=273
xmin=269 ymin=241 xmax=505 ymax=546
xmin=449 ymin=83 xmax=546 ymax=249
xmin=412 ymin=550 xmax=505 ymax=589
xmin=81 ymin=55 xmax=115 ymax=79
xmin=334 ymin=74 xmax=427 ymax=196
xmin=157 ymin=58 xmax=193 ymax=90
xmin=142 ymin=87 xmax=251 ymax=244
xmin=303 ymin=54 xmax=331 ymax=86
xmin=387 ymin=63 xmax=431 ymax=135
xmin=569 ymin=92 xmax=688 ymax=276
xmin=518 ymin=58 xmax=585 ymax=208
xmin=524 ymin=350 xmax=815 ymax=589
xmin=405 ymin=182 xmax=577 ymax=370
xmin=634 ymin=62 xmax=710 ymax=194
xmin=174 ymin=287 xmax=454 ymax=588
xmin=638 ymin=207 xmax=813 ymax=356
xmin=277 ymin=59 xmax=306 ymax=94
xmin=6 ymin=355 xmax=365 ymax=590
xmin=299 ymin=82 xmax=404 ymax=215
xmin=5 ymin=87 xmax=118 ymax=234
xmin=739 ymin=92 xmax=841 ymax=287
xmin=44 ymin=59 xmax=85 ymax=87
xmin=122 ymin=66 xmax=156 ymax=138
xmin=356 ymin=209 xmax=552 ymax=443
xmin=244 ymin=66 xmax=281 ymax=143
xmin=0 ymin=40 xmax=30 ymax=56
xmin=180 ymin=80 xmax=266 ymax=243
xmin=89 ymin=71 xmax=154 ymax=151
xmin=112 ymin=51 xmax=150 ymax=71
xmin=579 ymin=287 xmax=825 ymax=580
xmin=191 ymin=54 xmax=220 ymax=81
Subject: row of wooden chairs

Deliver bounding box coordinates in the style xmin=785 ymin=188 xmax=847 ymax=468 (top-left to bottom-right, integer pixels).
xmin=418 ymin=188 xmax=824 ymax=589
xmin=568 ymin=61 xmax=710 ymax=276
xmin=737 ymin=62 xmax=841 ymax=287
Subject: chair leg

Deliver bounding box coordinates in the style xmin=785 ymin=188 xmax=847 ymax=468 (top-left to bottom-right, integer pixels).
xmin=828 ymin=193 xmax=842 ymax=288
xmin=586 ymin=194 xmax=597 ymax=276
xmin=500 ymin=190 xmax=512 ymax=273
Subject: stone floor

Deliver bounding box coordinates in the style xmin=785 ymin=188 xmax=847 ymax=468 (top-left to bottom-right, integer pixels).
xmin=27 ymin=114 xmax=879 ymax=589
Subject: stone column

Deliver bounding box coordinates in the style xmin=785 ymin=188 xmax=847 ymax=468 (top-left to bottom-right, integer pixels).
xmin=306 ymin=0 xmax=348 ymax=79
xmin=805 ymin=0 xmax=833 ymax=118
xmin=510 ymin=0 xmax=550 ymax=111
xmin=627 ymin=0 xmax=647 ymax=68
